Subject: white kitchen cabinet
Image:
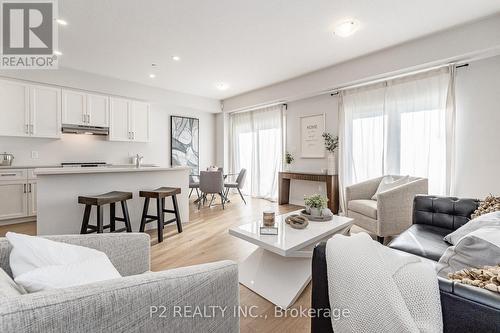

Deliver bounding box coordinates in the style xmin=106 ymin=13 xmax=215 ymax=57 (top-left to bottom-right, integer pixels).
xmin=0 ymin=79 xmax=61 ymax=139
xmin=63 ymin=90 xmax=109 ymax=128
xmin=0 ymin=79 xmax=30 ymax=137
xmin=87 ymin=93 xmax=109 ymax=127
xmin=130 ymin=101 xmax=150 ymax=142
xmin=109 ymin=97 xmax=150 ymax=142
xmin=0 ymin=181 xmax=28 ymax=221
xmin=28 ymin=181 xmax=37 ymax=216
xmin=0 ymin=168 xmax=37 ymax=222
xmin=109 ymin=97 xmax=131 ymax=141
xmin=62 ymin=89 xmax=86 ymax=125
xmin=30 ymin=85 xmax=61 ymax=138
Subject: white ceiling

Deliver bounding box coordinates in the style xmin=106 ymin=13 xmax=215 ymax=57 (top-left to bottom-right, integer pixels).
xmin=58 ymin=0 xmax=500 ymax=100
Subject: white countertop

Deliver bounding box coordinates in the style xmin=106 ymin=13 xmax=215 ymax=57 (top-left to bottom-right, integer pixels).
xmin=34 ymin=166 xmax=190 ymax=175
xmin=0 ymin=165 xmax=59 ymax=169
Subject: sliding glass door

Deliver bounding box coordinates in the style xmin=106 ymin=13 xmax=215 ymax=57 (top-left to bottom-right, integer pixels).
xmin=230 ymin=105 xmax=284 ymax=201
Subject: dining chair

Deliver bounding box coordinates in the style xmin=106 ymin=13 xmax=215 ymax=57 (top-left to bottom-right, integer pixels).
xmin=189 ymin=174 xmax=200 ymax=199
xmin=224 ymin=168 xmax=247 ymax=205
xmin=199 ymin=170 xmax=225 ymax=210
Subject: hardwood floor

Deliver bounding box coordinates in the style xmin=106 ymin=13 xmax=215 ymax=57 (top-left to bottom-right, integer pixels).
xmin=0 ymin=194 xmax=362 ymax=333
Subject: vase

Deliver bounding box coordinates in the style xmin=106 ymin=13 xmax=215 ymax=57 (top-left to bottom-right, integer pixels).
xmin=310 ymin=207 xmax=322 ymax=217
xmin=284 ymin=164 xmax=290 ymax=172
xmin=327 ymin=151 xmax=337 ymax=175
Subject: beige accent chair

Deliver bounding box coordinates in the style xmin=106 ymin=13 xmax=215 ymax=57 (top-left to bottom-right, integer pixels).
xmin=345 ymin=176 xmax=428 ymax=243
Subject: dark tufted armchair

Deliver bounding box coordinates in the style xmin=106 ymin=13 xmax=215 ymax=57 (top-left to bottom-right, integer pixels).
xmin=311 ymin=195 xmax=500 ymax=333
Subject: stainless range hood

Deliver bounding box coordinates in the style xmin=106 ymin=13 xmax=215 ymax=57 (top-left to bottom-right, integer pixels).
xmin=61 ymin=124 xmax=109 ymax=136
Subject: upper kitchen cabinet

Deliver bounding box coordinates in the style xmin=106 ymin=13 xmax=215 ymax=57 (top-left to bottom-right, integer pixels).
xmin=109 ymin=97 xmax=150 ymax=142
xmin=109 ymin=97 xmax=130 ymax=141
xmin=62 ymin=89 xmax=86 ymax=125
xmin=0 ymin=79 xmax=30 ymax=137
xmin=130 ymin=101 xmax=150 ymax=143
xmin=62 ymin=89 xmax=109 ymax=127
xmin=0 ymin=79 xmax=61 ymax=139
xmin=30 ymin=85 xmax=61 ymax=138
xmin=87 ymin=93 xmax=109 ymax=127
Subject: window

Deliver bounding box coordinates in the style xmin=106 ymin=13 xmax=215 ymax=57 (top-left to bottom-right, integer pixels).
xmin=340 ymin=67 xmax=454 ymax=201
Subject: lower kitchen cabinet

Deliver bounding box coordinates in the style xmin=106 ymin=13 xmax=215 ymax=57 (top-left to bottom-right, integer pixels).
xmin=0 ymin=169 xmax=37 ymax=222
xmin=0 ymin=181 xmax=28 ymax=220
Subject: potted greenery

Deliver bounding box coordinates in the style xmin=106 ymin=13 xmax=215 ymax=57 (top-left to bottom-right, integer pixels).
xmin=304 ymin=194 xmax=328 ymax=216
xmin=284 ymin=151 xmax=294 ymax=171
xmin=322 ymin=132 xmax=339 ymax=175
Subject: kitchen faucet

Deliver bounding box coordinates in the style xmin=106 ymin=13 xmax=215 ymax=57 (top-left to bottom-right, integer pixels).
xmin=135 ymin=154 xmax=144 ymax=168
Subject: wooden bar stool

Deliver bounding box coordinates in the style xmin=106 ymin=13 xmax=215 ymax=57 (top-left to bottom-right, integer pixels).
xmin=139 ymin=187 xmax=182 ymax=243
xmin=78 ymin=191 xmax=133 ymax=234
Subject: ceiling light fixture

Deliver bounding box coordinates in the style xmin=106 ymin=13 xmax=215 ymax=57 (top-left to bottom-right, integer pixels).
xmin=172 ymin=55 xmax=181 ymax=61
xmin=56 ymin=19 xmax=68 ymax=26
xmin=149 ymin=74 xmax=156 ymax=78
xmin=216 ymin=82 xmax=229 ymax=91
xmin=54 ymin=50 xmax=62 ymax=56
xmin=334 ymin=19 xmax=360 ymax=38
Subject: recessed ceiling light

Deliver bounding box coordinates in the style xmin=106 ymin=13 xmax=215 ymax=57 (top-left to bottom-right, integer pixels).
xmin=56 ymin=19 xmax=68 ymax=26
xmin=149 ymin=74 xmax=156 ymax=78
xmin=216 ymin=82 xmax=229 ymax=91
xmin=54 ymin=50 xmax=62 ymax=56
xmin=172 ymin=55 xmax=181 ymax=61
xmin=334 ymin=19 xmax=360 ymax=38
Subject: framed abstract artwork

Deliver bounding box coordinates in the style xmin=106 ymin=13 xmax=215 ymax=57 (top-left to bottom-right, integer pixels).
xmin=300 ymin=113 xmax=325 ymax=158
xmin=170 ymin=116 xmax=199 ymax=175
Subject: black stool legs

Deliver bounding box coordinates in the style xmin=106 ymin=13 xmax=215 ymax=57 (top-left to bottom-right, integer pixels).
xmin=79 ymin=191 xmax=133 ymax=234
xmin=139 ymin=189 xmax=182 ymax=243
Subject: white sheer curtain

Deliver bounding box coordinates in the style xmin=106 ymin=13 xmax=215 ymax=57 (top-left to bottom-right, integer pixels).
xmin=339 ymin=66 xmax=456 ymax=212
xmin=229 ymin=105 xmax=284 ymax=201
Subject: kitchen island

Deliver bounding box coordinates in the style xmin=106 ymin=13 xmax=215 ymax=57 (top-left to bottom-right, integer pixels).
xmin=35 ymin=166 xmax=190 ymax=235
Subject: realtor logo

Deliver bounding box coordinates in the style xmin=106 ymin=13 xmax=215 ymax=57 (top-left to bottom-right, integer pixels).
xmin=0 ymin=0 xmax=58 ymax=68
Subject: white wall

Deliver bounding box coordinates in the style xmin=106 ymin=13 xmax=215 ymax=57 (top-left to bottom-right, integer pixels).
xmin=0 ymin=68 xmax=218 ymax=168
xmin=285 ymin=94 xmax=338 ymax=205
xmin=454 ymin=55 xmax=500 ymax=198
xmin=223 ymin=14 xmax=500 ymax=111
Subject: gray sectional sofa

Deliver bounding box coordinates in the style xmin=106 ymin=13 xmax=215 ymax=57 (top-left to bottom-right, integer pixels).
xmin=0 ymin=233 xmax=240 ymax=333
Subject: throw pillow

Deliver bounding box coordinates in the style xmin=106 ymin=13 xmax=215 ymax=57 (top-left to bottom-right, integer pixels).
xmin=471 ymin=194 xmax=500 ymax=219
xmin=443 ymin=211 xmax=500 ymax=245
xmin=371 ymin=175 xmax=410 ymax=200
xmin=436 ymin=226 xmax=500 ymax=277
xmin=6 ymin=232 xmax=121 ymax=293
xmin=0 ymin=267 xmax=26 ymax=297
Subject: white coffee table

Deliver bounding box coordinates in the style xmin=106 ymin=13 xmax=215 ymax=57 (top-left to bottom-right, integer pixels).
xmin=229 ymin=210 xmax=353 ymax=309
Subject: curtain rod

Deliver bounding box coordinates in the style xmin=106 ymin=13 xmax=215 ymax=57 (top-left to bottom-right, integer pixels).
xmin=328 ymin=62 xmax=469 ymax=96
xmin=226 ymin=62 xmax=471 ymax=114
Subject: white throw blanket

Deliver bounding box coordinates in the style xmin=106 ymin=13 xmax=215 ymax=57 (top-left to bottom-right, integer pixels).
xmin=326 ymin=233 xmax=442 ymax=333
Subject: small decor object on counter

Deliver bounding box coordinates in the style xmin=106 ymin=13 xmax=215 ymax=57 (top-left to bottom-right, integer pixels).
xmin=284 ymin=151 xmax=294 ymax=171
xmin=448 ymin=265 xmax=500 ymax=293
xmin=285 ymin=214 xmax=309 ymax=229
xmin=0 ymin=152 xmax=14 ymax=166
xmin=304 ymin=194 xmax=328 ymax=217
xmin=259 ymin=225 xmax=278 ymax=235
xmin=322 ymin=132 xmax=339 ymax=175
xmin=263 ymin=210 xmax=276 ymax=226
xmin=471 ymin=194 xmax=500 ymax=219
